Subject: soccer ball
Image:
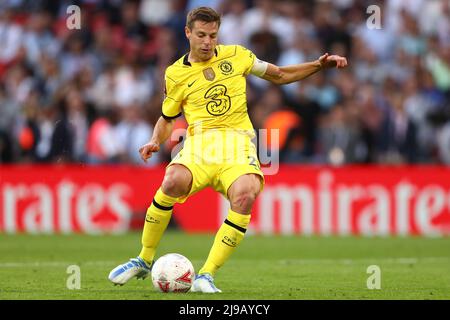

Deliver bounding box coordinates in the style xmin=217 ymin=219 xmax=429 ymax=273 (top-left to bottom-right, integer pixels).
xmin=151 ymin=253 xmax=195 ymax=293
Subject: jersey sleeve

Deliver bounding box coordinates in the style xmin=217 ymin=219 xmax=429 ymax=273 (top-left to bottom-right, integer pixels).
xmin=161 ymin=72 xmax=183 ymax=120
xmin=236 ymin=45 xmax=256 ymax=76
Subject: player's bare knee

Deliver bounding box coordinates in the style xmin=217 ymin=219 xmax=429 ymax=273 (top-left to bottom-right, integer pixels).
xmin=230 ymin=191 xmax=257 ymax=213
xmin=161 ymin=176 xmax=177 ymax=195
xmin=161 ymin=167 xmax=191 ymax=197
xmin=228 ymin=175 xmax=261 ymax=213
xmin=161 ymin=178 xmax=189 ymax=197
xmin=229 ymin=186 xmax=260 ymax=213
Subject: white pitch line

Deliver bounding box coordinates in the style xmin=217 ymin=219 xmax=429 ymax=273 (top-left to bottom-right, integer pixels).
xmin=278 ymin=257 xmax=450 ymax=265
xmin=0 ymin=258 xmax=448 ymax=268
xmin=0 ymin=260 xmax=207 ymax=268
xmin=0 ymin=261 xmax=117 ymax=268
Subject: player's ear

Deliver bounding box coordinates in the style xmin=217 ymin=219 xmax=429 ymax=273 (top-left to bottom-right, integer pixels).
xmin=185 ymin=26 xmax=191 ymax=40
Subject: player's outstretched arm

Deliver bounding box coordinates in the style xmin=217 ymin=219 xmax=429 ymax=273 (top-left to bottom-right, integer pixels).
xmin=139 ymin=116 xmax=174 ymax=163
xmin=261 ymin=53 xmax=348 ymax=85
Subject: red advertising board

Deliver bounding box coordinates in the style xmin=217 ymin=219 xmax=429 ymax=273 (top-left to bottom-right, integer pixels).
xmin=1 ymin=165 xmax=450 ymax=236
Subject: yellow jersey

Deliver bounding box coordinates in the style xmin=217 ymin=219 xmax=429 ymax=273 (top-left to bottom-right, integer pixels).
xmin=162 ymin=45 xmax=256 ymax=137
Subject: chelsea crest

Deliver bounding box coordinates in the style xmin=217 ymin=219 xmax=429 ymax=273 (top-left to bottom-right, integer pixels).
xmin=218 ymin=60 xmax=233 ymax=75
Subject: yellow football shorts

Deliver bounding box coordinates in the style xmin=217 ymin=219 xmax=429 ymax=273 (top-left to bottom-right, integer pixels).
xmin=167 ymin=129 xmax=265 ymax=203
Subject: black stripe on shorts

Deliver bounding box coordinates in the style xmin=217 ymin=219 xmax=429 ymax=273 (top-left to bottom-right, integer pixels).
xmin=162 ymin=112 xmax=182 ymax=120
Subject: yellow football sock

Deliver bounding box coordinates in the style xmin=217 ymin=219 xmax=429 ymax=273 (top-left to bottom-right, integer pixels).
xmin=139 ymin=188 xmax=177 ymax=264
xmin=198 ymin=209 xmax=251 ymax=277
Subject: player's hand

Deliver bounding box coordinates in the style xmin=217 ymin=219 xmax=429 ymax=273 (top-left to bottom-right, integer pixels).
xmin=318 ymin=53 xmax=348 ymax=69
xmin=139 ymin=142 xmax=160 ymax=163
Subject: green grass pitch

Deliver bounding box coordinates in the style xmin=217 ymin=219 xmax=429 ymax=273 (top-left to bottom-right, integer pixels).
xmin=0 ymin=231 xmax=449 ymax=300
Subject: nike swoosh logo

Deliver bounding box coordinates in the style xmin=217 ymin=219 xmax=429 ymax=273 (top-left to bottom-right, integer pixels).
xmin=188 ymin=80 xmax=197 ymax=87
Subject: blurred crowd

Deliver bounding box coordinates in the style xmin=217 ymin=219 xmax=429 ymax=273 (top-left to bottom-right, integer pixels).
xmin=0 ymin=0 xmax=449 ymax=166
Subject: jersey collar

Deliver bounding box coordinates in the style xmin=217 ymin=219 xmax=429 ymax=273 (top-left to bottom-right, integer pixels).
xmin=183 ymin=48 xmax=218 ymax=66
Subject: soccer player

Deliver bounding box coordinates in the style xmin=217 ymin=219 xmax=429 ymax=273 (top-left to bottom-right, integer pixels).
xmin=108 ymin=7 xmax=347 ymax=293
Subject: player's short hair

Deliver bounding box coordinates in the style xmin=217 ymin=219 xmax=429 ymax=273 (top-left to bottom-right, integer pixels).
xmin=186 ymin=7 xmax=221 ymax=30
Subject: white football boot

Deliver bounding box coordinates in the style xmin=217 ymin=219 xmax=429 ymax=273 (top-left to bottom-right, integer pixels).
xmin=108 ymin=257 xmax=152 ymax=286
xmin=190 ymin=273 xmax=222 ymax=293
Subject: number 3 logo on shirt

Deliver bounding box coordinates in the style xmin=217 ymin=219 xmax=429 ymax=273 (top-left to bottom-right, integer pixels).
xmin=204 ymin=84 xmax=231 ymax=116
